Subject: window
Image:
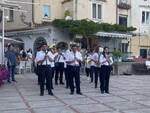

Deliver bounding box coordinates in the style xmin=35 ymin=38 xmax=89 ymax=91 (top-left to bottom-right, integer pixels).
xmin=92 ymin=3 xmax=102 ymax=20
xmin=140 ymin=49 xmax=147 ymax=58
xmin=43 ymin=6 xmax=50 ymax=19
xmin=142 ymin=11 xmax=150 ymax=25
xmin=119 ymin=16 xmax=128 ymax=27
xmin=8 ymin=8 xmax=14 ymax=22
xmin=119 ymin=0 xmax=127 ymax=4
xmin=121 ymin=43 xmax=128 ymax=53
xmin=0 ymin=10 xmax=2 ymax=23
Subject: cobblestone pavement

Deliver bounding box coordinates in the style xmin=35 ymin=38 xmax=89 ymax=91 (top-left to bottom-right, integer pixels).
xmin=0 ymin=74 xmax=150 ymax=113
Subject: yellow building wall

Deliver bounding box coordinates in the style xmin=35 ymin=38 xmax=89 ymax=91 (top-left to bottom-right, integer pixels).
xmin=76 ymin=0 xmax=116 ymax=24
xmin=129 ymin=36 xmax=150 ymax=57
xmin=62 ymin=1 xmax=73 ymax=18
xmin=34 ymin=0 xmax=64 ymax=24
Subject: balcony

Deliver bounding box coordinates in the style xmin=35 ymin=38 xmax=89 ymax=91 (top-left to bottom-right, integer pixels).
xmin=118 ymin=3 xmax=131 ymax=10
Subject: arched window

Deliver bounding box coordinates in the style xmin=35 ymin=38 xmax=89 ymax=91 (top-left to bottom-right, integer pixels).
xmin=33 ymin=37 xmax=47 ymax=54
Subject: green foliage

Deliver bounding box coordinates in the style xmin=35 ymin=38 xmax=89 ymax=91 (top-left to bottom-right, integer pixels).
xmin=113 ymin=50 xmax=122 ymax=58
xmin=64 ymin=10 xmax=71 ymax=17
xmin=52 ymin=19 xmax=136 ymax=35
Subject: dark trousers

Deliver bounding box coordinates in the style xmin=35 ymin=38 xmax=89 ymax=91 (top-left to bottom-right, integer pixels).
xmin=100 ymin=65 xmax=111 ymax=92
xmin=8 ymin=65 xmax=16 ymax=81
xmin=38 ymin=65 xmax=52 ymax=94
xmin=65 ymin=66 xmax=69 ymax=88
xmin=85 ymin=68 xmax=90 ymax=77
xmin=68 ymin=65 xmax=81 ymax=93
xmin=36 ymin=65 xmax=40 ymax=84
xmin=90 ymin=66 xmax=98 ymax=87
xmin=55 ymin=62 xmax=64 ymax=84
xmin=51 ymin=67 xmax=55 ymax=89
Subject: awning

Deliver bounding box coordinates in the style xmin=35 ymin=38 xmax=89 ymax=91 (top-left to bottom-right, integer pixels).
xmin=0 ymin=36 xmax=24 ymax=44
xmin=95 ymin=32 xmax=132 ymax=39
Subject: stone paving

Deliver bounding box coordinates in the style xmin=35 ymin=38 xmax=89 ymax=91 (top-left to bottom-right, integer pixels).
xmin=0 ymin=74 xmax=150 ymax=113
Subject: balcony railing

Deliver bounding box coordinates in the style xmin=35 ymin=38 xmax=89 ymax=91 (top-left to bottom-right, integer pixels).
xmin=118 ymin=3 xmax=131 ymax=10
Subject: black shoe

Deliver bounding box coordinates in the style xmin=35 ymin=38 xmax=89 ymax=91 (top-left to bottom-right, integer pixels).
xmin=77 ymin=92 xmax=83 ymax=95
xmin=12 ymin=80 xmax=17 ymax=83
xmin=7 ymin=80 xmax=11 ymax=83
xmin=48 ymin=91 xmax=54 ymax=96
xmin=101 ymin=91 xmax=104 ymax=94
xmin=70 ymin=92 xmax=74 ymax=95
xmin=40 ymin=93 xmax=44 ymax=96
xmin=95 ymin=85 xmax=97 ymax=88
xmin=105 ymin=91 xmax=109 ymax=94
xmin=51 ymin=87 xmax=54 ymax=90
xmin=60 ymin=82 xmax=64 ymax=85
xmin=55 ymin=82 xmax=58 ymax=85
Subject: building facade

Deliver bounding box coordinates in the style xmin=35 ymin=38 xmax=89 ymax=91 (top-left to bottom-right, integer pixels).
xmin=129 ymin=0 xmax=150 ymax=58
xmin=0 ymin=0 xmax=133 ymax=56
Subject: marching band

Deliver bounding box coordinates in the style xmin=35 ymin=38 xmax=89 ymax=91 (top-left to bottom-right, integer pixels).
xmin=35 ymin=42 xmax=113 ymax=96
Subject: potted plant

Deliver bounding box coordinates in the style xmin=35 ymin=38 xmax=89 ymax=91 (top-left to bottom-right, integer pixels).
xmin=113 ymin=50 xmax=122 ymax=62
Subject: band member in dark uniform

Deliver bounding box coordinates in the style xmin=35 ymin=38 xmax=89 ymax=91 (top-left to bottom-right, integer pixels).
xmin=66 ymin=44 xmax=83 ymax=95
xmin=35 ymin=43 xmax=54 ymax=96
xmin=49 ymin=46 xmax=56 ymax=89
xmin=55 ymin=47 xmax=65 ymax=85
xmin=100 ymin=47 xmax=113 ymax=94
xmin=65 ymin=47 xmax=72 ymax=89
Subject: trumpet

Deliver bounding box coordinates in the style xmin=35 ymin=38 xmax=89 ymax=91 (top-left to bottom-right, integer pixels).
xmin=87 ymin=59 xmax=91 ymax=64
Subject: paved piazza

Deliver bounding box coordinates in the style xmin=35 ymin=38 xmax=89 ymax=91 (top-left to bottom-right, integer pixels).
xmin=0 ymin=74 xmax=150 ymax=113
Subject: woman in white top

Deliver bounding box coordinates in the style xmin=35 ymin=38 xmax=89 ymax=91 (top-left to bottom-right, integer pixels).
xmin=90 ymin=48 xmax=99 ymax=88
xmin=100 ymin=47 xmax=113 ymax=94
xmin=27 ymin=49 xmax=32 ymax=60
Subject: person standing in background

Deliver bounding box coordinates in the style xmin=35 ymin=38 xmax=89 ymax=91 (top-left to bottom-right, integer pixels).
xmin=84 ymin=51 xmax=91 ymax=80
xmin=90 ymin=48 xmax=99 ymax=88
xmin=6 ymin=44 xmax=18 ymax=83
xmin=27 ymin=49 xmax=33 ymax=60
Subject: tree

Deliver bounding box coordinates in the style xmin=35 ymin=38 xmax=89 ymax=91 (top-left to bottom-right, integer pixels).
xmin=52 ymin=19 xmax=136 ymax=49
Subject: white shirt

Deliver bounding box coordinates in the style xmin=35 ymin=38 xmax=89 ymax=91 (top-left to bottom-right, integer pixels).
xmin=55 ymin=52 xmax=65 ymax=63
xmin=47 ymin=51 xmax=55 ymax=67
xmin=66 ymin=51 xmax=83 ymax=66
xmin=35 ymin=50 xmax=51 ymax=65
xmin=85 ymin=55 xmax=91 ymax=68
xmin=145 ymin=60 xmax=150 ymax=69
xmin=64 ymin=49 xmax=71 ymax=68
xmin=100 ymin=54 xmax=113 ymax=66
xmin=90 ymin=53 xmax=99 ymax=67
xmin=27 ymin=52 xmax=32 ymax=59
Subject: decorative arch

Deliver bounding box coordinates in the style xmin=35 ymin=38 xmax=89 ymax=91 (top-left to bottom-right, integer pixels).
xmin=33 ymin=37 xmax=47 ymax=54
xmin=56 ymin=42 xmax=68 ymax=50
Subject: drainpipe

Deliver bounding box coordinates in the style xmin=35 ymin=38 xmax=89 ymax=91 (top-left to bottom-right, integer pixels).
xmin=116 ymin=0 xmax=118 ymax=24
xmin=32 ymin=0 xmax=35 ymax=25
xmin=75 ymin=0 xmax=77 ymax=20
